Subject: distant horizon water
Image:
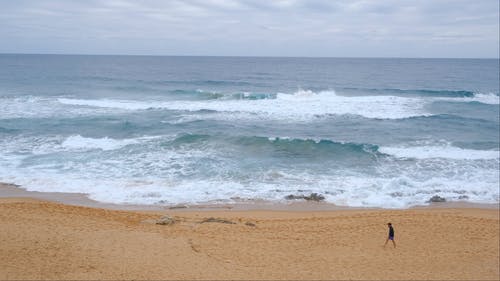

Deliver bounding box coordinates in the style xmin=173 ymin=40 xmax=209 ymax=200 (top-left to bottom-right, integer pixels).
xmin=0 ymin=54 xmax=498 ymax=208
xmin=1 ymin=53 xmax=499 ymax=60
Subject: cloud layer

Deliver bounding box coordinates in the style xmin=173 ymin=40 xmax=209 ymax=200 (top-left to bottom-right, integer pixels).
xmin=1 ymin=0 xmax=498 ymax=57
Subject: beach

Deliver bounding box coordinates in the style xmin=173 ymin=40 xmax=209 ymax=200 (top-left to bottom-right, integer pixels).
xmin=1 ymin=185 xmax=498 ymax=280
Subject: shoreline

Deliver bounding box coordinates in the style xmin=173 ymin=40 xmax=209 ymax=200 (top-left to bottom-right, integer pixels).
xmin=1 ymin=182 xmax=498 ymax=212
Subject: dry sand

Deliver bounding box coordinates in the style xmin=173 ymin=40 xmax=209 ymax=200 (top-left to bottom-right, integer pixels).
xmin=0 ymin=196 xmax=498 ymax=280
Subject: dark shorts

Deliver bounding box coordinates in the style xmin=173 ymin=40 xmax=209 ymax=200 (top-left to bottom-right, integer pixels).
xmin=388 ymin=236 xmax=394 ymax=240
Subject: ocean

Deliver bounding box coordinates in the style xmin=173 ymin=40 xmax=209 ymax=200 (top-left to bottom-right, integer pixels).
xmin=0 ymin=54 xmax=498 ymax=208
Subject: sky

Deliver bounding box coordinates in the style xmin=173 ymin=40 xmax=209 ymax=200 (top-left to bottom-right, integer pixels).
xmin=0 ymin=0 xmax=498 ymax=58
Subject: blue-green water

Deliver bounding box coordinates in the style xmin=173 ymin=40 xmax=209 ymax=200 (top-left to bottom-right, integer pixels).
xmin=0 ymin=55 xmax=498 ymax=207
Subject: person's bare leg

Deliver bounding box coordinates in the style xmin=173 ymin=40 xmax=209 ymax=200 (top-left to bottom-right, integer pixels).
xmin=392 ymin=240 xmax=396 ymax=248
xmin=384 ymin=238 xmax=389 ymax=247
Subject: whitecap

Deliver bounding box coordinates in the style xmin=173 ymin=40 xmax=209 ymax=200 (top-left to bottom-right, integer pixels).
xmin=467 ymin=93 xmax=500 ymax=105
xmin=379 ymin=144 xmax=499 ymax=160
xmin=436 ymin=93 xmax=500 ymax=105
xmin=61 ymin=135 xmax=139 ymax=151
xmin=57 ymin=89 xmax=432 ymax=120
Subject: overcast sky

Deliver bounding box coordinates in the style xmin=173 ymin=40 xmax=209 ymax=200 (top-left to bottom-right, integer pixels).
xmin=0 ymin=0 xmax=498 ymax=58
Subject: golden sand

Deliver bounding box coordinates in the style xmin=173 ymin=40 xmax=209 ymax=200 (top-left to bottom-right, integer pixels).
xmin=0 ymin=197 xmax=498 ymax=280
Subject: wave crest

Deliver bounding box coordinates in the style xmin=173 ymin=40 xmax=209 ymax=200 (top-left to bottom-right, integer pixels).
xmin=57 ymin=89 xmax=430 ymax=120
xmin=342 ymin=87 xmax=476 ymax=97
xmin=379 ymin=144 xmax=499 ymax=160
xmin=61 ymin=135 xmax=140 ymax=151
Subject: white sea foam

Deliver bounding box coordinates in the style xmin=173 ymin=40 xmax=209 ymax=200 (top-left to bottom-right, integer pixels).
xmin=438 ymin=93 xmax=500 ymax=105
xmin=9 ymin=90 xmax=496 ymax=122
xmin=0 ymin=96 xmax=54 ymax=119
xmin=379 ymin=144 xmax=499 ymax=160
xmin=61 ymin=135 xmax=140 ymax=151
xmin=468 ymin=93 xmax=500 ymax=105
xmin=0 ymin=96 xmax=124 ymax=119
xmin=57 ymin=89 xmax=431 ymax=120
xmin=57 ymin=98 xmax=153 ymax=110
xmin=0 ymin=135 xmax=163 ymax=158
xmin=1 ymin=135 xmax=498 ymax=208
xmin=2 ymin=92 xmax=498 ymax=208
xmin=2 ymin=91 xmax=496 ymax=121
xmin=2 ymin=162 xmax=497 ymax=208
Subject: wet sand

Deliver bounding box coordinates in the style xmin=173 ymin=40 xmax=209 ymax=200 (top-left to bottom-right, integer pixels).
xmin=0 ymin=184 xmax=498 ymax=280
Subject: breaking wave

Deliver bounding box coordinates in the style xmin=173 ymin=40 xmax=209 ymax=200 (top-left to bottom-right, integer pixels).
xmin=57 ymin=89 xmax=431 ymax=120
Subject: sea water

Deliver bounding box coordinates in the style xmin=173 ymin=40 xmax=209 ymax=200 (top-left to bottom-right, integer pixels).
xmin=0 ymin=55 xmax=498 ymax=208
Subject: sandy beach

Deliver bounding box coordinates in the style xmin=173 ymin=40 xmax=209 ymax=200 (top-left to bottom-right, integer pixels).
xmin=0 ymin=185 xmax=498 ymax=280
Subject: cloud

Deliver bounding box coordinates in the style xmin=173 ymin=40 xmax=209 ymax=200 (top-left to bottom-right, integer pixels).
xmin=0 ymin=0 xmax=498 ymax=57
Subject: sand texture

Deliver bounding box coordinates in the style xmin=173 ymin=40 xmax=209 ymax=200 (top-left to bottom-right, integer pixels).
xmin=0 ymin=197 xmax=498 ymax=280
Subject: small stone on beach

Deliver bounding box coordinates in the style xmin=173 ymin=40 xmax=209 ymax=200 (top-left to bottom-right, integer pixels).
xmin=168 ymin=204 xmax=188 ymax=209
xmin=200 ymin=217 xmax=236 ymax=224
xmin=156 ymin=215 xmax=176 ymax=225
xmin=428 ymin=195 xmax=446 ymax=203
xmin=284 ymin=192 xmax=325 ymax=202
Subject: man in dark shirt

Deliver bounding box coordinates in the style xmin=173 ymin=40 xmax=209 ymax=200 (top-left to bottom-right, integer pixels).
xmin=384 ymin=223 xmax=396 ymax=248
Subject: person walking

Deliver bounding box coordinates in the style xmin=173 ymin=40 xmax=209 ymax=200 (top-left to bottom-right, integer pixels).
xmin=384 ymin=222 xmax=396 ymax=248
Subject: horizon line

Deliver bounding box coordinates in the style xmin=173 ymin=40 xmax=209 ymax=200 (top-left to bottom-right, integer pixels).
xmin=0 ymin=52 xmax=498 ymax=60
